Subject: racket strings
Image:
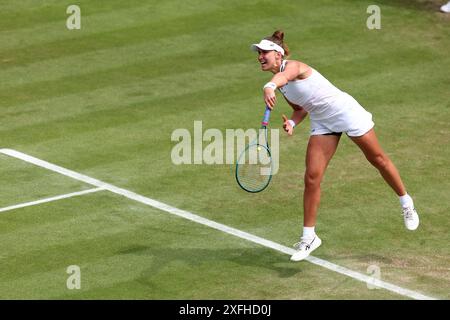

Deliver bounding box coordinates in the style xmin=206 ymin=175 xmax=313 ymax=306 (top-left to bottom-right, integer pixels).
xmin=236 ymin=144 xmax=272 ymax=192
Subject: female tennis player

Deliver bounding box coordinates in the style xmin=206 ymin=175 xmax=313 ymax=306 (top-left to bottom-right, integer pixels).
xmin=251 ymin=30 xmax=420 ymax=261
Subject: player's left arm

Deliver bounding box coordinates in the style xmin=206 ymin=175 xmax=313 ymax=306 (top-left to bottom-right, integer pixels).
xmin=282 ymin=96 xmax=308 ymax=135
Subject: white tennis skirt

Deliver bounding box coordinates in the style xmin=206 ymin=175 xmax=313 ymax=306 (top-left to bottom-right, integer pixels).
xmin=309 ymin=94 xmax=374 ymax=137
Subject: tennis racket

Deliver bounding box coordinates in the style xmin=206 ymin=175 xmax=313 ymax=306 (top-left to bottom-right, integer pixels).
xmin=235 ymin=106 xmax=273 ymax=193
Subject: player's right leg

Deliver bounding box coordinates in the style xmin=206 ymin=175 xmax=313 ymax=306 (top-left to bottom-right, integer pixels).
xmin=350 ymin=128 xmax=419 ymax=230
xmin=441 ymin=1 xmax=450 ymax=13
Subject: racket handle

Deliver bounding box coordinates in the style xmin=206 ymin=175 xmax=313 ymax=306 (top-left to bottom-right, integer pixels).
xmin=261 ymin=106 xmax=271 ymax=126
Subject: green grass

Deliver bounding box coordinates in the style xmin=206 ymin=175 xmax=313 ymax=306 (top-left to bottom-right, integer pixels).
xmin=0 ymin=0 xmax=448 ymax=299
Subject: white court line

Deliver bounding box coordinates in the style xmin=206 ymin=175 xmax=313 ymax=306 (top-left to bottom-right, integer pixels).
xmin=0 ymin=148 xmax=437 ymax=300
xmin=0 ymin=188 xmax=104 ymax=213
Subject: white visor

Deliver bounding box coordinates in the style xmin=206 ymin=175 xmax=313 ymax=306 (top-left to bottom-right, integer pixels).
xmin=251 ymin=39 xmax=285 ymax=56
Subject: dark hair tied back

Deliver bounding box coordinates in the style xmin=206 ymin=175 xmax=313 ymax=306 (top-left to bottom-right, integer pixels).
xmin=272 ymin=30 xmax=284 ymax=41
xmin=265 ymin=30 xmax=289 ymax=57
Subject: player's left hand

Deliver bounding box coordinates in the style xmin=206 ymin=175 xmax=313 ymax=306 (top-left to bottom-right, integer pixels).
xmin=282 ymin=114 xmax=294 ymax=136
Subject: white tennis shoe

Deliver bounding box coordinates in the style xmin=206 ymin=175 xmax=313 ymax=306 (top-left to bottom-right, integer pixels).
xmin=440 ymin=1 xmax=450 ymax=13
xmin=402 ymin=206 xmax=420 ymax=231
xmin=290 ymin=236 xmax=322 ymax=261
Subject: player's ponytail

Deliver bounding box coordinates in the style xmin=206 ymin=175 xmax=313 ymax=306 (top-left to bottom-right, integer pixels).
xmin=265 ymin=30 xmax=290 ymax=57
xmin=272 ymin=30 xmax=285 ymax=42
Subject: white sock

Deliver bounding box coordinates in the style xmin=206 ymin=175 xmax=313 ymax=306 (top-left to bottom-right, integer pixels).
xmin=399 ymin=194 xmax=414 ymax=208
xmin=302 ymin=226 xmax=316 ymax=240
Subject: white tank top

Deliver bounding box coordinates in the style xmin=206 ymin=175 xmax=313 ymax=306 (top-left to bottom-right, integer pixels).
xmin=278 ymin=60 xmax=351 ymax=120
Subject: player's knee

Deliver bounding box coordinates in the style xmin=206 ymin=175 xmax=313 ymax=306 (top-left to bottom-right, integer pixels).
xmin=304 ymin=170 xmax=322 ymax=189
xmin=368 ymin=153 xmax=389 ymax=170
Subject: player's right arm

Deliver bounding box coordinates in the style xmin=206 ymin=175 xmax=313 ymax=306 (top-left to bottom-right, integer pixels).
xmin=264 ymin=61 xmax=311 ymax=109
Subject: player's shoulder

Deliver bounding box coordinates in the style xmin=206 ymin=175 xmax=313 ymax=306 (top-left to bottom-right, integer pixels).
xmin=284 ymin=59 xmax=309 ymax=66
xmin=283 ymin=60 xmax=312 ymax=79
xmin=283 ymin=59 xmax=299 ymax=68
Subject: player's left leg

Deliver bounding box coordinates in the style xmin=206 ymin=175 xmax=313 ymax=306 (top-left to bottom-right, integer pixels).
xmin=350 ymin=128 xmax=419 ymax=230
xmin=290 ymin=133 xmax=341 ymax=262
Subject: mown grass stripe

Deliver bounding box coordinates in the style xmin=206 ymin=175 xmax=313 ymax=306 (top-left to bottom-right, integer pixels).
xmin=0 ymin=0 xmax=271 ymax=52
xmin=0 ymin=60 xmax=253 ymax=126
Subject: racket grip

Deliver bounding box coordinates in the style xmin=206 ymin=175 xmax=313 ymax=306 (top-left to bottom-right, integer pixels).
xmin=261 ymin=106 xmax=271 ymax=126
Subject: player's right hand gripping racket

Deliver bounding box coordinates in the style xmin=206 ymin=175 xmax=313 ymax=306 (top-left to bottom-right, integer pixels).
xmin=235 ymin=106 xmax=273 ymax=193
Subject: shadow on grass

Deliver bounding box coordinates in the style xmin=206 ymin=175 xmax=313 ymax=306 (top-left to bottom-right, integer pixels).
xmin=118 ymin=245 xmax=303 ymax=280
